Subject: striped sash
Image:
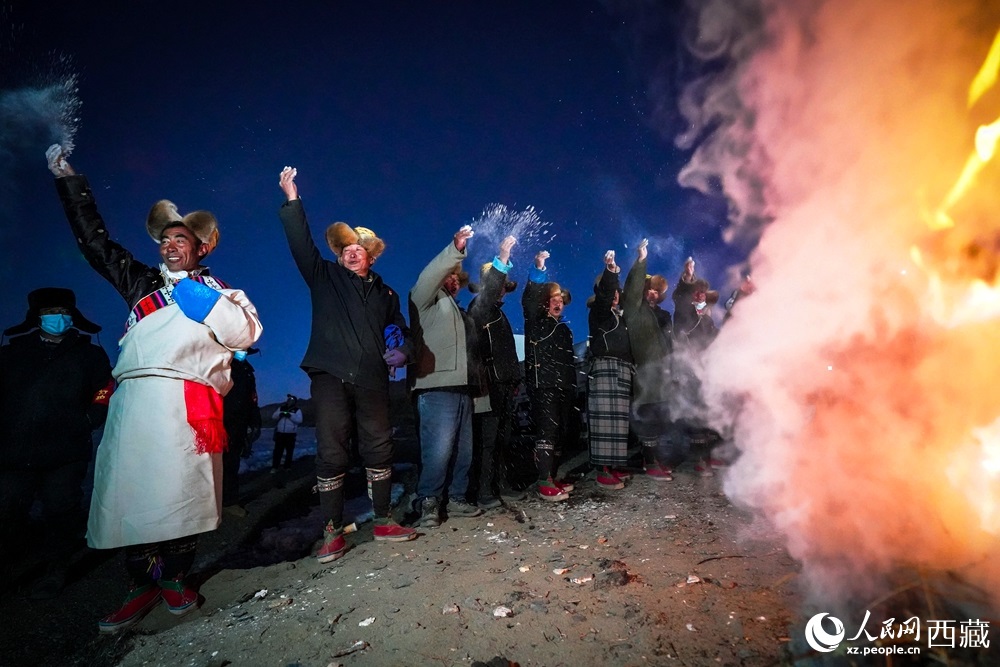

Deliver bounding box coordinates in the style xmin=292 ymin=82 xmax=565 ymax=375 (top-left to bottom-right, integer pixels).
xmin=124 ymin=274 xmax=229 ymax=335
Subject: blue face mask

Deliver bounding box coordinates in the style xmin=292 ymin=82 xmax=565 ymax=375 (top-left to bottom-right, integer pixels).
xmin=39 ymin=313 xmax=73 ymax=336
xmin=233 ymin=350 xmax=248 ymax=362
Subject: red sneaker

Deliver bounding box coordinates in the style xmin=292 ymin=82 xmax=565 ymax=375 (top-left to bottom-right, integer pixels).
xmin=317 ymin=524 xmax=347 ymax=563
xmin=708 ymin=458 xmax=729 ymax=469
xmin=373 ymin=521 xmax=417 ymax=542
xmin=612 ymin=469 xmax=632 ymax=481
xmin=98 ymin=584 xmax=162 ymax=633
xmin=554 ymin=479 xmax=575 ymax=492
xmin=596 ymin=470 xmax=625 ymax=490
xmin=537 ymin=481 xmax=569 ymax=502
xmin=644 ymin=465 xmax=673 ymax=482
xmin=160 ymin=579 xmax=199 ymax=615
xmin=694 ymin=461 xmax=716 ymax=477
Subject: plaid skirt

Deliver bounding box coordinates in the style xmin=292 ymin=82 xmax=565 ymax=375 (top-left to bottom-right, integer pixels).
xmin=587 ymin=356 xmax=634 ymax=466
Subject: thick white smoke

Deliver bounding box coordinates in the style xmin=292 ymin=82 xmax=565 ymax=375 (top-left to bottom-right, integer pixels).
xmin=680 ymin=0 xmax=1000 ymax=611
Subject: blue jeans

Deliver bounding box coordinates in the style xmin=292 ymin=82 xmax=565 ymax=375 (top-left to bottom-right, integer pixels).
xmin=416 ymin=391 xmax=474 ymax=501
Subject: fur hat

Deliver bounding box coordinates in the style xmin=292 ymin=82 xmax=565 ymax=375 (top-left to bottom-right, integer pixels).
xmin=586 ymin=272 xmax=621 ymax=308
xmin=644 ymin=274 xmax=668 ymax=304
xmin=4 ymin=287 xmax=102 ymax=336
xmin=449 ymin=263 xmax=470 ymax=289
xmin=325 ymin=222 xmax=386 ymax=259
xmin=541 ymin=282 xmax=572 ymax=307
xmin=146 ymin=200 xmax=220 ymax=254
xmin=468 ymin=262 xmax=517 ymax=295
xmin=692 ymin=279 xmax=720 ymax=305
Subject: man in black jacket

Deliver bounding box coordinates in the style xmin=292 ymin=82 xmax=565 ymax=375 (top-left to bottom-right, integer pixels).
xmin=278 ymin=166 xmax=417 ymax=564
xmin=0 ymin=287 xmax=113 ymax=598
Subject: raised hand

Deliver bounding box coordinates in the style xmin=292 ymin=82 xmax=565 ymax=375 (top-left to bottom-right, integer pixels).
xmin=535 ymin=250 xmax=550 ymax=270
xmin=637 ymin=239 xmax=648 ymax=262
xmin=498 ymin=235 xmax=516 ymax=264
xmin=454 ymin=225 xmax=474 ymax=251
xmin=604 ymin=249 xmax=617 ymax=272
xmin=279 ymin=166 xmax=299 ymax=201
xmin=46 ymin=144 xmax=75 ymax=177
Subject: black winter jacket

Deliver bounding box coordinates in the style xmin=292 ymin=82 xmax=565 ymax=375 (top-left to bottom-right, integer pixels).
xmin=522 ymin=280 xmax=576 ymax=390
xmin=587 ymin=268 xmax=632 ymax=363
xmin=279 ymin=199 xmax=412 ymax=392
xmin=0 ymin=330 xmax=112 ymax=470
xmin=469 ymin=266 xmax=522 ymax=385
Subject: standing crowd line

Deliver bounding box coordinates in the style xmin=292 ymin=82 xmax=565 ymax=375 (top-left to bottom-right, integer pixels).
xmin=0 ymin=150 xmax=749 ymax=635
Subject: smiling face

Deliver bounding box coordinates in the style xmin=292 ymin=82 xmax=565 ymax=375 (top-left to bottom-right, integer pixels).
xmin=159 ymin=225 xmax=207 ymax=272
xmin=340 ymin=243 xmax=374 ymax=277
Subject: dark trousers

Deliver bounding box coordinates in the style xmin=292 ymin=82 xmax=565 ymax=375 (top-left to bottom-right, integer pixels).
xmin=631 ymin=401 xmax=688 ymax=467
xmin=222 ymin=443 xmax=242 ymax=506
xmin=272 ymin=432 xmax=297 ymax=469
xmin=471 ymin=381 xmax=518 ymax=500
xmin=123 ymin=535 xmax=198 ymax=587
xmin=529 ymin=386 xmax=575 ymax=480
xmin=311 ymin=372 xmax=394 ymax=526
xmin=0 ymin=461 xmax=89 ymax=565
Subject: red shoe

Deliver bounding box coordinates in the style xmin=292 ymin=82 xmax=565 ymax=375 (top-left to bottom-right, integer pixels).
xmin=612 ymin=469 xmax=632 ymax=481
xmin=317 ymin=523 xmax=347 ymax=563
xmin=596 ymin=470 xmax=624 ymax=490
xmin=374 ymin=520 xmax=417 ymax=542
xmin=553 ymin=479 xmax=575 ymax=492
xmin=537 ymin=480 xmax=569 ymax=502
xmin=708 ymin=458 xmax=728 ymax=469
xmin=644 ymin=465 xmax=673 ymax=482
xmin=694 ymin=461 xmax=716 ymax=477
xmin=98 ymin=584 xmax=161 ymax=633
xmin=160 ymin=578 xmax=199 ymax=615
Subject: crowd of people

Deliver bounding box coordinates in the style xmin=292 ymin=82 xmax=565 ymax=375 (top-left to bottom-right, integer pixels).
xmin=0 ymin=150 xmax=746 ymax=636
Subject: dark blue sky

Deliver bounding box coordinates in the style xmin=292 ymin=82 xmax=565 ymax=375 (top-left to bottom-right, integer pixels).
xmin=1 ymin=0 xmax=739 ymax=404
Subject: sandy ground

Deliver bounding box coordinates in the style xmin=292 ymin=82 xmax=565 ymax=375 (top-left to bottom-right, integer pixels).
xmin=0 ymin=437 xmax=807 ymax=667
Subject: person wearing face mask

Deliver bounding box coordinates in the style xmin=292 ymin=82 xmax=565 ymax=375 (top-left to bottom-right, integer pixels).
xmin=0 ymin=288 xmax=113 ymax=599
xmin=47 ymin=145 xmax=263 ymax=633
xmin=522 ymin=250 xmax=577 ymax=502
xmin=278 ymin=166 xmax=417 ymax=566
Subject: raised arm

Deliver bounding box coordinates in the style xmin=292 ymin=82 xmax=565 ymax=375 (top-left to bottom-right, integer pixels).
xmin=592 ymin=250 xmax=621 ymax=311
xmin=277 ymin=166 xmax=325 ymax=284
xmin=521 ymin=250 xmax=550 ymax=323
xmin=409 ymin=225 xmax=471 ymax=309
xmin=622 ymin=239 xmax=648 ymax=315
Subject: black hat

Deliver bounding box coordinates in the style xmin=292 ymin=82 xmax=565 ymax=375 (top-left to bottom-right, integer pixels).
xmin=3 ymin=287 xmax=102 ymax=336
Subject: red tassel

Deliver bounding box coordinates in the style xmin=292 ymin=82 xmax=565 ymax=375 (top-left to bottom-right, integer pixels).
xmin=184 ymin=380 xmax=228 ymax=454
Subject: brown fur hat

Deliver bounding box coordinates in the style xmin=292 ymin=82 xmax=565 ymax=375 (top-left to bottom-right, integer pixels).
xmin=692 ymin=278 xmax=720 ymax=305
xmin=449 ymin=263 xmax=470 ymax=288
xmin=325 ymin=222 xmax=386 ymax=259
xmin=146 ymin=200 xmax=220 ymax=254
xmin=644 ymin=274 xmax=668 ymax=304
xmin=541 ymin=282 xmax=572 ymax=307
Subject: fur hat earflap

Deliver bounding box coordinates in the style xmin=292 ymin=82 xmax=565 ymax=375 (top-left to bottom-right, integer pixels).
xmin=449 ymin=263 xmax=471 ymax=289
xmin=692 ymin=278 xmax=720 ymax=305
xmin=146 ymin=200 xmax=220 ymax=254
xmin=541 ymin=282 xmax=572 ymax=307
xmin=4 ymin=287 xmax=102 ymax=336
xmin=644 ymin=274 xmax=668 ymax=303
xmin=326 ymin=222 xmax=386 ymax=259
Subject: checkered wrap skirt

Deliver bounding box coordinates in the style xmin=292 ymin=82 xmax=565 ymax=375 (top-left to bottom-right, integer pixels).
xmin=587 ymin=356 xmax=635 ymax=467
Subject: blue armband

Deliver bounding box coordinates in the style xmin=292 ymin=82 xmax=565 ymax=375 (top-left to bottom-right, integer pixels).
xmin=172 ymin=278 xmax=221 ymax=323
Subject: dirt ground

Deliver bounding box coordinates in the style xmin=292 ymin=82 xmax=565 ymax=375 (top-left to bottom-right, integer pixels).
xmin=0 ymin=442 xmax=805 ymax=667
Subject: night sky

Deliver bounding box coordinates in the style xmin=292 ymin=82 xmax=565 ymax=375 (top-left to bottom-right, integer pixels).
xmin=1 ymin=1 xmax=742 ymax=404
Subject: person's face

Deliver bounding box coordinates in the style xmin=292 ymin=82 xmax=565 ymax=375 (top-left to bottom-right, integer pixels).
xmin=547 ymin=291 xmax=564 ymax=318
xmin=160 ymin=226 xmax=206 ymax=272
xmin=341 ymin=243 xmax=373 ymax=277
xmin=644 ymin=287 xmax=660 ymax=307
xmin=442 ymin=273 xmax=461 ymax=297
xmin=693 ymin=289 xmax=707 ymax=305
xmin=611 ymin=290 xmax=620 ymax=308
